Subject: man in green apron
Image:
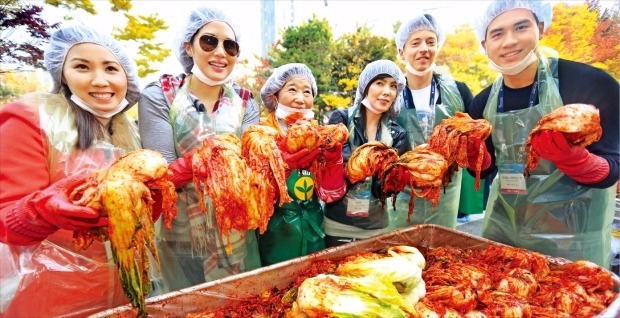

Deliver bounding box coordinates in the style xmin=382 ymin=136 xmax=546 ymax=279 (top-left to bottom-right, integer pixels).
xmin=469 ymin=0 xmax=619 ymax=268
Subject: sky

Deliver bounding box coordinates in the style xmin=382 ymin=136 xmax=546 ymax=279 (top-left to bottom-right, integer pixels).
xmin=33 ymin=0 xmax=494 ymax=86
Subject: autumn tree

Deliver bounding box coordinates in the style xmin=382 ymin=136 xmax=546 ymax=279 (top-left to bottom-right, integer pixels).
xmin=267 ymin=15 xmax=335 ymax=122
xmin=328 ymin=25 xmax=397 ymax=110
xmin=40 ymin=0 xmax=170 ymax=77
xmin=435 ymin=24 xmax=497 ymax=95
xmin=111 ymin=12 xmax=170 ymax=78
xmin=541 ymin=2 xmax=600 ymax=64
xmin=234 ymin=57 xmax=272 ymax=116
xmin=589 ymin=0 xmax=620 ymax=79
xmin=0 ymin=0 xmax=59 ymax=69
xmin=0 ymin=70 xmax=49 ymax=105
xmin=540 ymin=1 xmax=620 ymax=80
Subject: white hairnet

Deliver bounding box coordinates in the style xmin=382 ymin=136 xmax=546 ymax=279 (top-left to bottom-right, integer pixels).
xmin=260 ymin=63 xmax=317 ymax=111
xmin=354 ymin=60 xmax=406 ymax=118
xmin=474 ymin=0 xmax=553 ymax=42
xmin=44 ymin=25 xmax=141 ymax=107
xmin=174 ymin=7 xmax=240 ymax=73
xmin=395 ymin=13 xmax=445 ymax=52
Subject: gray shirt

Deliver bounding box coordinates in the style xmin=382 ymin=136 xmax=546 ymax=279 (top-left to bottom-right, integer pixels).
xmin=138 ymin=76 xmax=260 ymax=163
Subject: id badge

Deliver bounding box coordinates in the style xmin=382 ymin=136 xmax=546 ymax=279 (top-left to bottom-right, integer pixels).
xmin=346 ymin=198 xmax=370 ymax=217
xmin=499 ymin=164 xmax=527 ymax=194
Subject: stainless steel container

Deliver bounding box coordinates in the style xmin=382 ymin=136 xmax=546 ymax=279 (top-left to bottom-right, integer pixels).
xmin=91 ymin=224 xmax=620 ymax=318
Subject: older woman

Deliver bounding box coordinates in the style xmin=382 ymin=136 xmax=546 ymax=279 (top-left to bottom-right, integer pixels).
xmin=0 ymin=25 xmax=142 ymax=317
xmin=138 ymin=7 xmax=261 ymax=293
xmin=324 ymin=60 xmax=408 ymax=247
xmin=258 ymin=63 xmax=346 ymax=265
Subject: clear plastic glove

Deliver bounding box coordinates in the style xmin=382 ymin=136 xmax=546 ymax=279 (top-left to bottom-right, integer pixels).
xmin=168 ymin=150 xmax=195 ymax=188
xmin=467 ymin=137 xmax=491 ymax=171
xmin=281 ymin=147 xmax=321 ymax=170
xmin=29 ymin=174 xmax=107 ymax=231
xmin=531 ymin=130 xmax=609 ymax=184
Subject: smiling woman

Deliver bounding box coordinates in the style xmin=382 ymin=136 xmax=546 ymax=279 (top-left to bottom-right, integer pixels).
xmin=62 ymin=43 xmax=129 ymax=126
xmin=324 ymin=60 xmax=409 ymax=247
xmin=137 ymin=6 xmax=262 ymax=295
xmin=257 ymin=63 xmax=348 ymax=265
xmin=0 ymin=25 xmax=143 ymax=317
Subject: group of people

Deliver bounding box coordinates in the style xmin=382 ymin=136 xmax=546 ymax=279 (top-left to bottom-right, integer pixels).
xmin=0 ymin=0 xmax=618 ymax=316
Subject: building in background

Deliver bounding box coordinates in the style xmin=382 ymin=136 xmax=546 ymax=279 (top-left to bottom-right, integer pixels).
xmin=260 ymin=0 xmax=276 ymax=57
xmin=261 ymin=0 xmax=331 ymax=58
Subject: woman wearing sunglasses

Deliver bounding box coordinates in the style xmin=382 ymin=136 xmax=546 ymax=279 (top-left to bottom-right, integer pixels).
xmin=139 ymin=7 xmax=261 ymax=293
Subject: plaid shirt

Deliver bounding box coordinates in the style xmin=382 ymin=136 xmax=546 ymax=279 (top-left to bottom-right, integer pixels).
xmin=161 ymin=74 xmax=251 ymax=267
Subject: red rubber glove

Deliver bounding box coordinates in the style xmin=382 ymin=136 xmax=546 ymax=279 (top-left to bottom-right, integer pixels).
xmin=28 ymin=174 xmax=106 ymax=231
xmin=281 ymin=147 xmax=321 ymax=170
xmin=467 ymin=137 xmax=492 ymax=171
xmin=315 ymin=143 xmax=347 ymax=203
xmin=4 ymin=175 xmax=105 ymax=242
xmin=531 ymin=130 xmax=609 ymax=184
xmin=168 ymin=151 xmax=195 ymax=188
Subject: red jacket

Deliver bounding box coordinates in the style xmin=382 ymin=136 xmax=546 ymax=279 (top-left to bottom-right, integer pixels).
xmin=0 ymin=102 xmax=51 ymax=245
xmin=0 ymin=101 xmax=129 ymax=317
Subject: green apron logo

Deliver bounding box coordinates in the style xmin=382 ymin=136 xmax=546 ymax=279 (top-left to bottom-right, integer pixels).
xmin=287 ymin=170 xmax=315 ymax=201
xmin=293 ymin=176 xmax=314 ymax=201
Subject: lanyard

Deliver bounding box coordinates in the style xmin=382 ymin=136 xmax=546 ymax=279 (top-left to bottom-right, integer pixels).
xmin=404 ymin=76 xmax=436 ymax=110
xmin=497 ymin=74 xmax=538 ymax=112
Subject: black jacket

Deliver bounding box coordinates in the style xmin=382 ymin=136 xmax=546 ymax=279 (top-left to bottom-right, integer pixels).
xmin=324 ymin=107 xmax=408 ymax=229
xmin=328 ymin=108 xmax=408 ymax=161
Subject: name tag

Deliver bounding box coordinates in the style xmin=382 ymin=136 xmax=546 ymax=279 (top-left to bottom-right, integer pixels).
xmin=346 ymin=198 xmax=370 ymax=217
xmin=499 ymin=164 xmax=527 ymax=194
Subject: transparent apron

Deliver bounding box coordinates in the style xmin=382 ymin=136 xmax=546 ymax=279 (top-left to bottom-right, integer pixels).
xmin=390 ymin=75 xmax=465 ymax=229
xmin=155 ymin=80 xmax=260 ymax=294
xmin=1 ymin=93 xmax=139 ymax=317
xmin=259 ymin=169 xmax=325 ymax=265
xmin=481 ymin=58 xmax=615 ymax=268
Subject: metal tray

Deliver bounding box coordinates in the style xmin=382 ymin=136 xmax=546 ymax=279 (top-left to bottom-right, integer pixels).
xmin=91 ymin=224 xmax=620 ymax=317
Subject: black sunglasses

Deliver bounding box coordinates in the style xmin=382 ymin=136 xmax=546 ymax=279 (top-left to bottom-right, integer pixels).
xmin=198 ymin=34 xmax=239 ymax=57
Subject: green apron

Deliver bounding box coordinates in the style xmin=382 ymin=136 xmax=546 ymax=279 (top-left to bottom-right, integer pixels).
xmin=390 ymin=74 xmax=465 ymax=230
xmin=481 ymin=57 xmax=615 ymax=268
xmin=259 ymin=169 xmax=325 ymax=265
xmin=458 ymin=172 xmax=486 ymax=215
